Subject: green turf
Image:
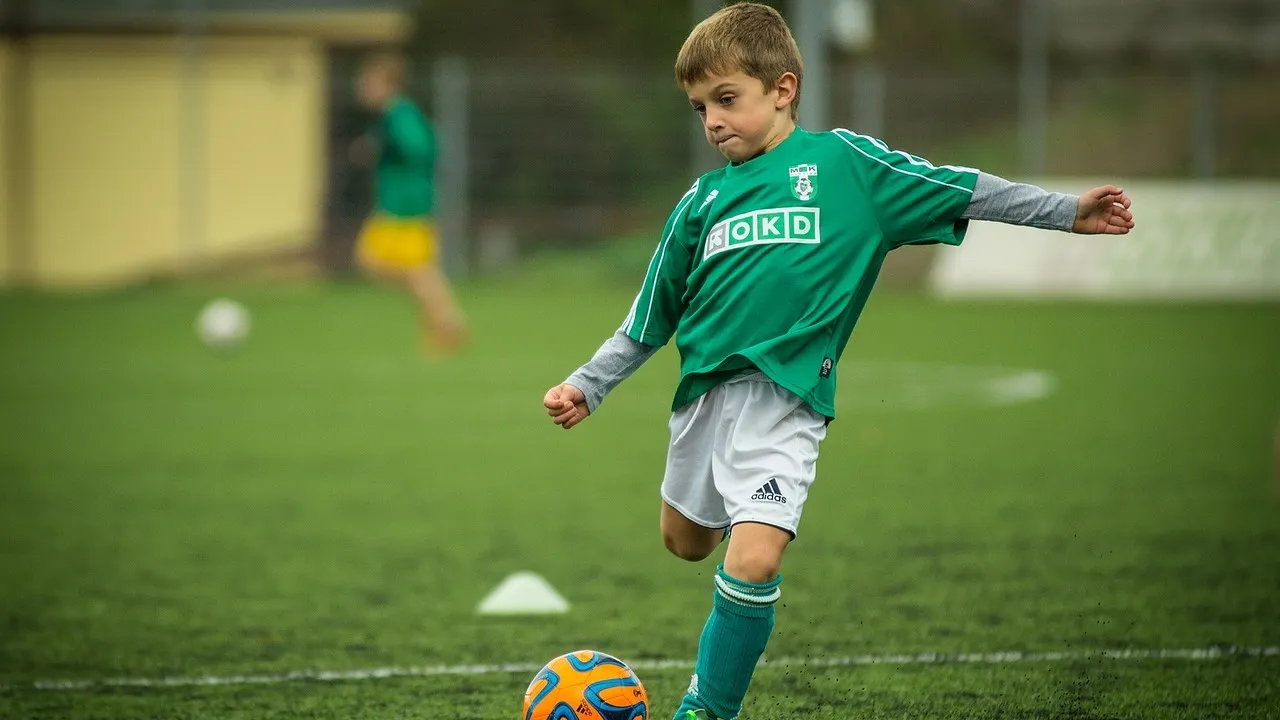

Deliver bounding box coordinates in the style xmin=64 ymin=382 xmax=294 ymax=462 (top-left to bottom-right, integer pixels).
xmin=1 ymin=269 xmax=1278 ymax=719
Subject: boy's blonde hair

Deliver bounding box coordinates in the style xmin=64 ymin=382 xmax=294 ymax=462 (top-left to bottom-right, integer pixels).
xmin=675 ymin=2 xmax=804 ymax=120
xmin=362 ymin=50 xmax=407 ymax=89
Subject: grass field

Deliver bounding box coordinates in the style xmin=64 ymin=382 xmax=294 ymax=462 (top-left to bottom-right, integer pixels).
xmin=1 ymin=263 xmax=1278 ymax=719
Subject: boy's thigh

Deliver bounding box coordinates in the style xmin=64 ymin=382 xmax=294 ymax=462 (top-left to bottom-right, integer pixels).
xmin=713 ymin=377 xmax=827 ymax=538
xmin=659 ymin=500 xmax=724 ymax=560
xmin=660 ymin=393 xmax=731 ymax=531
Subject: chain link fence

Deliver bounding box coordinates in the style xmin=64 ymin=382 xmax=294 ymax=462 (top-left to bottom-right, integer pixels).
xmin=9 ymin=0 xmax=1279 ymax=281
xmin=322 ymin=52 xmax=1279 ymax=276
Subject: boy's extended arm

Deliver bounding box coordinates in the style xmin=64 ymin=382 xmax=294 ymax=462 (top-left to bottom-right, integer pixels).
xmin=962 ymin=172 xmax=1077 ymax=231
xmin=564 ymin=329 xmax=659 ymax=414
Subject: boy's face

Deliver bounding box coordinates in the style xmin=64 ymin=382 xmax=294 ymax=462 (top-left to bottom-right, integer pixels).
xmin=686 ymin=70 xmax=797 ymax=163
xmin=356 ymin=67 xmax=393 ymax=109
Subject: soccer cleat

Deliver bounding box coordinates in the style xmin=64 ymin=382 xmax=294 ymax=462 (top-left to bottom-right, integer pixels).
xmin=681 ymin=711 xmax=711 ymax=720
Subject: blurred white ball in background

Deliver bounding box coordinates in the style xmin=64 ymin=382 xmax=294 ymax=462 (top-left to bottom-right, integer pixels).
xmin=196 ymin=298 xmax=251 ymax=349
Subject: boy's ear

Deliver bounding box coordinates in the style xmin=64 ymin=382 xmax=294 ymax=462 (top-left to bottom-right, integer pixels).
xmin=773 ymin=72 xmax=799 ymax=111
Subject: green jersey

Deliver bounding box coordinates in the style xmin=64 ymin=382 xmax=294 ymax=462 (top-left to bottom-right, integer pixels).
xmin=372 ymin=96 xmax=436 ymax=218
xmin=623 ymin=127 xmax=979 ymax=419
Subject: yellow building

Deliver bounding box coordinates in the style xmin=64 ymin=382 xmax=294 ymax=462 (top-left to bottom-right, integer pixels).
xmin=0 ymin=40 xmax=17 ymax=285
xmin=0 ymin=9 xmax=408 ymax=289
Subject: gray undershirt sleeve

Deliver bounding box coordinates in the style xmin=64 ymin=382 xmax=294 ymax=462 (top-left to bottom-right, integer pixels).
xmin=962 ymin=172 xmax=1077 ymax=232
xmin=564 ymin=329 xmax=659 ymax=414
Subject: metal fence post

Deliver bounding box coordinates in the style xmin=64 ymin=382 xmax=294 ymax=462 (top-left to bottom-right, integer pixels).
xmin=1191 ymin=56 xmax=1217 ymax=178
xmin=793 ymin=0 xmax=831 ymax=131
xmin=433 ymin=57 xmax=470 ymax=279
xmin=1019 ymin=0 xmax=1049 ymax=177
xmin=689 ymin=0 xmax=722 ymax=177
xmin=851 ymin=61 xmax=885 ymax=138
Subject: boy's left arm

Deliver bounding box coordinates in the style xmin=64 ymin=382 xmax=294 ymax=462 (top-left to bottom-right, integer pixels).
xmin=962 ymin=173 xmax=1134 ymax=235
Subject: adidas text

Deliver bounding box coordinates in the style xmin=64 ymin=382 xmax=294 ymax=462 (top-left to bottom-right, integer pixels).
xmin=751 ymin=479 xmax=788 ymax=504
xmin=750 ymin=492 xmax=787 ymax=504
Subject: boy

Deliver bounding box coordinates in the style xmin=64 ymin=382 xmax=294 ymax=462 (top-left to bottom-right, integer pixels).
xmin=352 ymin=51 xmax=467 ymax=354
xmin=543 ymin=4 xmax=1134 ymax=719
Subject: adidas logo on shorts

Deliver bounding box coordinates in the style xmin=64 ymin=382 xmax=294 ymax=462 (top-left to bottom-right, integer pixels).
xmin=751 ymin=479 xmax=787 ymax=504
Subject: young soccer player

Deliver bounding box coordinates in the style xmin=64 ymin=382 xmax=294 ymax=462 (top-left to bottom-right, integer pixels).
xmin=542 ymin=4 xmax=1134 ymax=718
xmin=352 ymin=51 xmax=467 ymax=354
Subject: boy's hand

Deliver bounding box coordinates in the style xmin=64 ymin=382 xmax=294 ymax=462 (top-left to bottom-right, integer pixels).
xmin=543 ymin=383 xmax=590 ymax=430
xmin=350 ymin=136 xmax=379 ymax=167
xmin=1074 ymin=185 xmax=1135 ymax=235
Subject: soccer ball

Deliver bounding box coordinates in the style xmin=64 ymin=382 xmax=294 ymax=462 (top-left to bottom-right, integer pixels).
xmin=196 ymin=298 xmax=250 ymax=349
xmin=523 ymin=650 xmax=649 ymax=720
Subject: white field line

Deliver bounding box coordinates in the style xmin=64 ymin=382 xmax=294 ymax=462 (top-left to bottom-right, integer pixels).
xmin=10 ymin=645 xmax=1277 ymax=692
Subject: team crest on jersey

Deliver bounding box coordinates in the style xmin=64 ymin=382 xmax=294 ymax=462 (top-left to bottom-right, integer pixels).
xmin=789 ymin=163 xmax=818 ymax=201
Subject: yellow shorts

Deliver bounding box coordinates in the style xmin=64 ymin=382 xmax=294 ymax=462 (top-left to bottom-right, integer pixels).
xmin=356 ymin=215 xmax=438 ymax=271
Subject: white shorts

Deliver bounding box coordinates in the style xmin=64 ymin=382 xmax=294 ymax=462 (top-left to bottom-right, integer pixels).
xmin=660 ymin=372 xmax=828 ymax=537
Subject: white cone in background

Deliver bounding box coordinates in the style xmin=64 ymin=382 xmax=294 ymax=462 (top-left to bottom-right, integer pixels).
xmin=477 ymin=571 xmax=570 ymax=615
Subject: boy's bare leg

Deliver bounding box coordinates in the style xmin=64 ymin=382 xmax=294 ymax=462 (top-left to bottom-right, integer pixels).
xmin=407 ymin=264 xmax=468 ymax=353
xmin=676 ymin=521 xmax=789 ymax=720
xmin=355 ymin=252 xmax=404 ymax=288
xmin=660 ymin=501 xmax=725 ymax=562
xmin=356 ymin=255 xmax=466 ymax=353
xmin=722 ymin=522 xmax=790 ymax=583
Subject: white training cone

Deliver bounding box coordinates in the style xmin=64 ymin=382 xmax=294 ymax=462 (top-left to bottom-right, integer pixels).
xmin=477 ymin=571 xmax=570 ymax=615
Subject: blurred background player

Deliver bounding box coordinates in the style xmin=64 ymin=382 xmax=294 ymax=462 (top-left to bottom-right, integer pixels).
xmin=352 ymin=51 xmax=468 ymax=355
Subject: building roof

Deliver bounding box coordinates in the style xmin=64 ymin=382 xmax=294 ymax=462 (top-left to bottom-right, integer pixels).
xmin=5 ymin=0 xmax=409 ymax=42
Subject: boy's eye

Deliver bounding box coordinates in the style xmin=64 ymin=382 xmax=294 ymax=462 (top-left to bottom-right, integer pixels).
xmin=693 ymin=105 xmax=706 ymax=115
xmin=718 ymin=95 xmax=735 ymax=106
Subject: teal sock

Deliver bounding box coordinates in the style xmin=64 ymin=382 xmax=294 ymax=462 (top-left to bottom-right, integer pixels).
xmin=674 ymin=564 xmax=781 ymax=720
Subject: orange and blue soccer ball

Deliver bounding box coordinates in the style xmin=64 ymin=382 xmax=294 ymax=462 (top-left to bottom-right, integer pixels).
xmin=522 ymin=650 xmax=649 ymax=720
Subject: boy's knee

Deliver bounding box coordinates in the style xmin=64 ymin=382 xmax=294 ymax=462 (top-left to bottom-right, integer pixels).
xmin=723 ymin=524 xmax=791 ymax=583
xmin=725 ymin=547 xmax=783 ymax=583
